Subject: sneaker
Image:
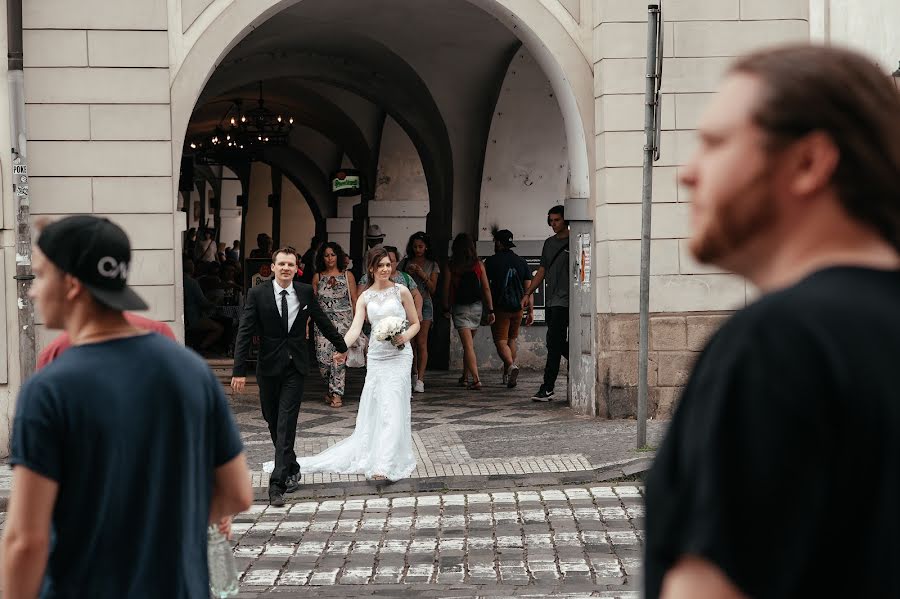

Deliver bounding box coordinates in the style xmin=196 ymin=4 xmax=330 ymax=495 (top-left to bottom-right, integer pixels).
xmin=507 ymin=364 xmax=520 ymax=388
xmin=502 ymin=365 xmax=509 ymax=385
xmin=414 ymin=379 xmax=425 ymax=393
xmin=531 ymin=386 xmax=554 ymax=402
xmin=269 ymin=491 xmax=285 ymax=507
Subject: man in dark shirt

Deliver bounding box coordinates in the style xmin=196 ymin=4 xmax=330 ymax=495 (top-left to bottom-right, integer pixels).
xmin=645 ymin=45 xmax=900 ymax=598
xmin=522 ymin=205 xmax=569 ymax=401
xmin=2 ymin=216 xmax=253 ymax=598
xmin=299 ymin=236 xmax=322 ymax=284
xmin=484 ymin=229 xmax=532 ymax=388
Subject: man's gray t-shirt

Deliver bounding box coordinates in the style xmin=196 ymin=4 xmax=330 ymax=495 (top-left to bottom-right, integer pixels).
xmin=540 ymin=235 xmax=569 ymax=308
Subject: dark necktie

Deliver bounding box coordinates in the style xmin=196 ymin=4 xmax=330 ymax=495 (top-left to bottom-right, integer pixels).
xmin=280 ymin=290 xmax=289 ymax=333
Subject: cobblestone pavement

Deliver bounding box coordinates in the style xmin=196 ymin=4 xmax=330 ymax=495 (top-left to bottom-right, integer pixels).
xmin=231 ymin=483 xmax=644 ymax=598
xmin=210 ymin=362 xmax=667 ymax=488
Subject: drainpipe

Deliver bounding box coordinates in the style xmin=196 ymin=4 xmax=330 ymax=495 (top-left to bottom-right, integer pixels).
xmin=8 ymin=0 xmax=36 ymax=380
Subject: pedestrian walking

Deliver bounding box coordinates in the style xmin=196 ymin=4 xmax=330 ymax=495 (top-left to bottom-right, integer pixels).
xmin=400 ymin=232 xmax=440 ymax=392
xmin=37 ymin=311 xmax=176 ymax=369
xmin=300 ymin=235 xmax=323 ymax=284
xmin=196 ymin=229 xmax=218 ymax=262
xmin=231 ymin=247 xmax=348 ymax=506
xmin=2 ymin=215 xmax=252 ymax=598
xmin=312 ymin=242 xmax=358 ymax=408
xmin=521 ymin=205 xmax=569 ymax=401
xmin=644 ymin=44 xmax=900 ymax=599
xmin=484 ymin=229 xmax=533 ymax=388
xmin=442 ymin=233 xmax=495 ymax=390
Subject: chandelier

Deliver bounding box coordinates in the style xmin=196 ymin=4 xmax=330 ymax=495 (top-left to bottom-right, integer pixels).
xmin=187 ymin=82 xmax=294 ymax=161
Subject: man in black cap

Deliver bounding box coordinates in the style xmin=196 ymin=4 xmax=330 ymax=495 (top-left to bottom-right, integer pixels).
xmin=484 ymin=229 xmax=533 ymax=388
xmin=1 ymin=215 xmax=252 ymax=598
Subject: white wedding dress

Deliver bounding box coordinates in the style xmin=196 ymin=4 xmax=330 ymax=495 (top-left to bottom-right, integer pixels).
xmin=296 ymin=285 xmax=417 ymax=481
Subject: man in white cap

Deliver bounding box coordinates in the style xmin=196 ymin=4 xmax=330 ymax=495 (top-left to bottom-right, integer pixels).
xmin=366 ymin=223 xmax=386 ymax=250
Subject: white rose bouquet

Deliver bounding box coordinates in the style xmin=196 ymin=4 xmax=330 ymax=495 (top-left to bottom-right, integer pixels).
xmin=372 ymin=316 xmax=410 ymax=350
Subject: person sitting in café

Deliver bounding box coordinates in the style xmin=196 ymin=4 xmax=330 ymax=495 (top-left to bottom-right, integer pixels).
xmin=183 ymin=258 xmax=223 ymax=352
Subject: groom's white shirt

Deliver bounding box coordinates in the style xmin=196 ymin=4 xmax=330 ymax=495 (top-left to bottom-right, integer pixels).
xmin=273 ymin=279 xmax=300 ymax=331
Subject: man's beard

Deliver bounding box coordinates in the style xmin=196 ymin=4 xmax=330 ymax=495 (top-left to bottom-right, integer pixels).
xmin=690 ymin=167 xmax=778 ymax=267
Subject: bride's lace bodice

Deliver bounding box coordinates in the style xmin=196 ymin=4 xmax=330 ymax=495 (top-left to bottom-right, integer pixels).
xmin=292 ymin=282 xmax=417 ymax=482
xmin=363 ymin=286 xmax=406 ymax=327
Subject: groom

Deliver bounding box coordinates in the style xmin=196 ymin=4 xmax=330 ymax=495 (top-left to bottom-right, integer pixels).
xmin=231 ymin=246 xmax=348 ymax=506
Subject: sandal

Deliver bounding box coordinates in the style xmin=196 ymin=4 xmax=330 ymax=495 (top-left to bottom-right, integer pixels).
xmin=372 ymin=474 xmax=387 ymax=480
xmin=329 ymin=394 xmax=343 ymax=408
xmin=457 ymin=375 xmax=468 ymax=387
xmin=467 ymin=379 xmax=482 ymax=391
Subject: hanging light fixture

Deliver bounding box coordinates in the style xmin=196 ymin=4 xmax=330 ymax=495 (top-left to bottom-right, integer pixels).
xmin=187 ymin=81 xmax=294 ymax=162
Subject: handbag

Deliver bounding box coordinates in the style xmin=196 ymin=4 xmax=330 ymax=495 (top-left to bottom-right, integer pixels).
xmin=343 ymin=272 xmax=368 ymax=368
xmin=347 ymin=333 xmax=368 ymax=368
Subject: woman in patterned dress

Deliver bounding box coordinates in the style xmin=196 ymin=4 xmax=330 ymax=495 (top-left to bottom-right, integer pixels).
xmin=311 ymin=242 xmax=357 ymax=408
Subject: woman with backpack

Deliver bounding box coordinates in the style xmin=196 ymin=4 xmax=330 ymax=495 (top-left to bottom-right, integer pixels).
xmin=400 ymin=232 xmax=440 ymax=393
xmin=442 ymin=233 xmax=496 ymax=390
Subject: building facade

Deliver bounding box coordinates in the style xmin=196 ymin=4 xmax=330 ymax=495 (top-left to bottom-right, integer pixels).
xmin=1 ymin=0 xmax=897 ymax=453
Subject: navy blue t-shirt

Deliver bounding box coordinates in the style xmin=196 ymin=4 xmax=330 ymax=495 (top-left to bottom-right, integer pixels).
xmin=10 ymin=333 xmax=244 ymax=599
xmin=484 ymin=250 xmax=532 ymax=312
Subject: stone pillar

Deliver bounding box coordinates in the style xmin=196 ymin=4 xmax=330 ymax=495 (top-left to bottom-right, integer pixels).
xmin=592 ymin=0 xmax=809 ymax=418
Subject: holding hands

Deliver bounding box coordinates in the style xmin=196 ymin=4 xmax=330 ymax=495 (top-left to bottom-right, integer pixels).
xmin=333 ymin=352 xmax=347 ymax=365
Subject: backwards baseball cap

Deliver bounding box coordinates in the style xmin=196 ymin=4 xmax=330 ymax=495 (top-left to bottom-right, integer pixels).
xmin=493 ymin=229 xmax=516 ymax=248
xmin=37 ymin=215 xmax=148 ymax=311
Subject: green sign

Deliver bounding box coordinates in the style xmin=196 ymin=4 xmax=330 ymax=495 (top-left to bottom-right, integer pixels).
xmin=332 ymin=170 xmax=361 ymax=196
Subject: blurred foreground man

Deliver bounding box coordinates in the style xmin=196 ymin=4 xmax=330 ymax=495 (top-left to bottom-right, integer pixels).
xmin=645 ymin=45 xmax=900 ymax=598
xmin=2 ymin=216 xmax=252 ymax=598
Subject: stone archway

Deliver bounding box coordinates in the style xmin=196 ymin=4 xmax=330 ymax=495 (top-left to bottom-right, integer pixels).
xmin=170 ymin=0 xmax=595 ymax=411
xmin=170 ymin=0 xmax=592 ymax=225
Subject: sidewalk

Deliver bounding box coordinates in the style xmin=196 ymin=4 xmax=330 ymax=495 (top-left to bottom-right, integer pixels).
xmin=0 ymin=367 xmax=667 ymax=509
xmin=211 ymin=362 xmax=667 ymax=493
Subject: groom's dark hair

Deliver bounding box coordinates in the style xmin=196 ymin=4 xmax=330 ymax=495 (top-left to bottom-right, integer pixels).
xmin=366 ymin=247 xmax=390 ymax=282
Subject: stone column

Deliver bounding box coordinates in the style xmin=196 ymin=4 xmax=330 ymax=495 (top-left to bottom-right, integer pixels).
xmin=592 ymin=0 xmax=808 ymax=418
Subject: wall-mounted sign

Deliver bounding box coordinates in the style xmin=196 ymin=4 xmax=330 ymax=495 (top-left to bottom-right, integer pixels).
xmin=332 ymin=169 xmax=361 ymax=196
xmin=576 ymin=233 xmax=591 ymax=289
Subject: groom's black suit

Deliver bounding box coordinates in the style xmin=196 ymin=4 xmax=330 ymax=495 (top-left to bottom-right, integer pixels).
xmin=233 ymin=279 xmax=347 ymax=495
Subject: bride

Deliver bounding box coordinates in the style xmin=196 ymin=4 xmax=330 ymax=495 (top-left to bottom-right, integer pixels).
xmin=298 ymin=246 xmax=420 ymax=481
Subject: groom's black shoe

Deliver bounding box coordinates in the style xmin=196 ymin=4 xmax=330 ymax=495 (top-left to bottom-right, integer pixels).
xmin=286 ymin=473 xmax=301 ymax=493
xmin=269 ymin=491 xmax=286 ymax=507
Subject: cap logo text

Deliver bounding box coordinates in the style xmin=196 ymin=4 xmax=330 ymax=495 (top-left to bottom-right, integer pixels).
xmin=97 ymin=257 xmax=128 ymax=280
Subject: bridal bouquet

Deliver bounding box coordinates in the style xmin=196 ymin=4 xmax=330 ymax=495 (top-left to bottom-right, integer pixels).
xmin=372 ymin=316 xmax=409 ymax=350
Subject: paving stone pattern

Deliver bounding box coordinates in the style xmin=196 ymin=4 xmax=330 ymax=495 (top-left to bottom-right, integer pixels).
xmin=232 ymin=484 xmax=644 ymax=598
xmin=211 ymin=364 xmax=667 ymax=488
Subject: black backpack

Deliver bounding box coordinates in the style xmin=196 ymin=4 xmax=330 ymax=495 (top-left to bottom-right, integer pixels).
xmin=454 ymin=264 xmax=482 ymax=305
xmin=496 ymin=267 xmax=524 ymax=312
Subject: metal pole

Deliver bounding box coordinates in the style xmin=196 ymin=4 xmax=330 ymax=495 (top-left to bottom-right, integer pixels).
xmin=8 ymin=0 xmax=36 ymax=381
xmin=637 ymin=4 xmax=661 ymax=448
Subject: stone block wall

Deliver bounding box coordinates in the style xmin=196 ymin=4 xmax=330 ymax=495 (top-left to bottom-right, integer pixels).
xmin=591 ymin=1 xmax=809 ymax=420
xmin=22 ymin=0 xmax=177 ymax=350
xmin=596 ymin=311 xmax=730 ymax=419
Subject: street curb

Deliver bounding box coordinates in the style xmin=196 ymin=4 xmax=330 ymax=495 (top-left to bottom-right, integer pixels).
xmin=252 ymin=458 xmax=654 ymax=502
xmin=0 ymin=459 xmax=655 ymax=512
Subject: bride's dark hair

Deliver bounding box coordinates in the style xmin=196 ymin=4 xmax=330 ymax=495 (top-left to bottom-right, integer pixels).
xmin=366 ymin=246 xmax=391 ymax=282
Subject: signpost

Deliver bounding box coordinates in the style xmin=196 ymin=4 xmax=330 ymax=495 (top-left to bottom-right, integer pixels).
xmin=637 ymin=4 xmax=664 ymax=448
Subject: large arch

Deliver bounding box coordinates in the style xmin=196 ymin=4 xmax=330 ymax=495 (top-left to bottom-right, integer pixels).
xmin=194 ymin=48 xmax=452 ymax=236
xmin=170 ymin=0 xmax=593 ymax=219
xmin=190 ymin=81 xmax=374 ymax=185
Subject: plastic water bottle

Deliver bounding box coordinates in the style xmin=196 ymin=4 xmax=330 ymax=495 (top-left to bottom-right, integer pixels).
xmin=207 ymin=524 xmax=239 ymax=598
